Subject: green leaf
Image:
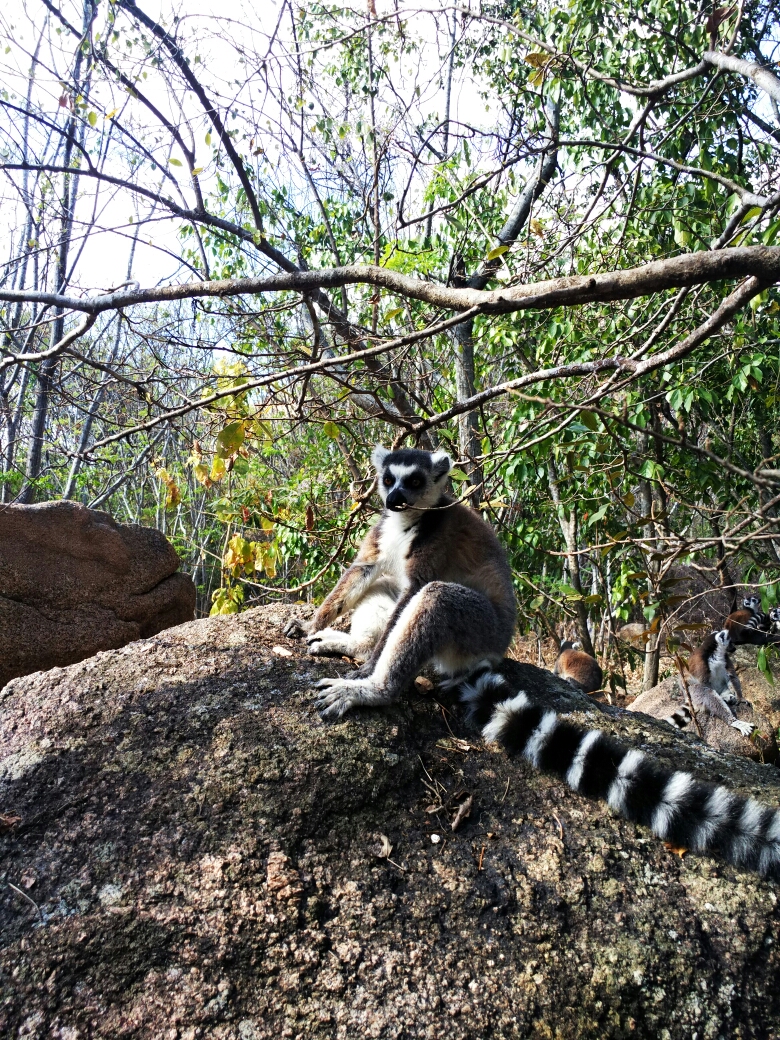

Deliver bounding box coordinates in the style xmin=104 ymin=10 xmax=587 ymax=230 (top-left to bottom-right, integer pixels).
xmin=87 ymin=110 xmax=97 ymax=127
xmin=757 ymin=646 xmax=773 ymax=684
xmin=323 ymin=421 xmax=339 ymax=439
xmin=559 ymin=583 xmax=583 ymax=600
xmin=580 ymin=410 xmax=598 ymax=432
xmin=205 ymin=131 xmax=212 ymax=145
xmin=385 ymin=307 xmax=404 ymax=322
xmin=168 ymin=157 xmax=183 ymax=167
xmin=587 ymin=503 xmax=609 ymax=527
xmin=216 ymin=420 xmax=245 ymax=458
xmin=486 ymin=244 xmax=509 ymax=262
xmin=448 ymin=467 xmax=468 ymax=482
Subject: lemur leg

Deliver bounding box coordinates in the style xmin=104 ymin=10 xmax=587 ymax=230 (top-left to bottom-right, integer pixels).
xmin=283 ymin=563 xmax=378 ymax=639
xmin=316 ymin=582 xmax=511 ymax=717
xmin=307 ymin=588 xmax=397 ymax=662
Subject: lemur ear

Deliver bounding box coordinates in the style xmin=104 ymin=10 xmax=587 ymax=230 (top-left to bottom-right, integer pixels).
xmin=430 ymin=450 xmax=451 ymax=481
xmin=371 ymin=445 xmax=389 ymax=473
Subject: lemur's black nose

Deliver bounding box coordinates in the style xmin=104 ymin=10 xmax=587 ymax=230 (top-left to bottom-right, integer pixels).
xmin=386 ymin=489 xmax=408 ymax=510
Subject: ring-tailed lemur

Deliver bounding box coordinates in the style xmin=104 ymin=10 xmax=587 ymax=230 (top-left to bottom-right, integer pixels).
xmin=553 ymin=640 xmax=603 ymax=695
xmin=284 ymin=446 xmax=516 ymax=714
xmin=724 ymin=596 xmax=771 ymax=646
xmin=286 ymin=447 xmax=780 ymax=880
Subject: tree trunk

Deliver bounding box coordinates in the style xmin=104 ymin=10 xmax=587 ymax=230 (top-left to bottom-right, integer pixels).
xmin=454 ymin=318 xmax=483 ymax=504
xmin=547 ymin=456 xmax=594 ymax=655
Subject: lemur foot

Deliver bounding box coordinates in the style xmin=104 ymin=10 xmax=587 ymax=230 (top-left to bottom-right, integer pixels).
xmin=283 ymin=617 xmax=308 ymax=639
xmin=307 ymin=627 xmax=354 ymax=657
xmin=314 ymin=677 xmax=391 ymax=717
xmin=731 ymin=719 xmax=755 ymax=737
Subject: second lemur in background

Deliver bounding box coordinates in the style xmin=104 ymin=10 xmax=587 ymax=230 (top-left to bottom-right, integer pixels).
xmin=553 ymin=640 xmax=603 ymax=695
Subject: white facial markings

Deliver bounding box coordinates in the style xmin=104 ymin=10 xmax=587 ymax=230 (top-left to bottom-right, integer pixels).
xmin=481 ymin=691 xmax=530 ymax=744
xmin=387 ymin=463 xmax=424 ymax=481
xmin=651 ymin=771 xmax=693 ymax=839
xmin=565 ymin=730 xmax=601 ymax=792
xmin=606 ymin=748 xmax=644 ymax=815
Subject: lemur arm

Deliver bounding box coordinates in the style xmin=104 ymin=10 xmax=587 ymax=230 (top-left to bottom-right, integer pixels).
xmin=308 ymin=563 xmax=379 ymax=633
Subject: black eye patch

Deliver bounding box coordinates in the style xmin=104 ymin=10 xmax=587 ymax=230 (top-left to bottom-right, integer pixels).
xmin=406 ymin=473 xmax=425 ymax=489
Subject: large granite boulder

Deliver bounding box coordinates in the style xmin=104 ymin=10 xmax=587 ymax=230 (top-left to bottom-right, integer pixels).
xmin=2 ymin=605 xmax=780 ymax=1038
xmin=0 ymin=501 xmax=195 ymax=687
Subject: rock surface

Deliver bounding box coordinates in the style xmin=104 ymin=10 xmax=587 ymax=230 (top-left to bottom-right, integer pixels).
xmin=0 ymin=501 xmax=196 ymax=687
xmin=2 ymin=604 xmax=780 ymax=1038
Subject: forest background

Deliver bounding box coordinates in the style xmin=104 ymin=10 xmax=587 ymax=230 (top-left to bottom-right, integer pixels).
xmin=1 ymin=0 xmax=780 ymax=696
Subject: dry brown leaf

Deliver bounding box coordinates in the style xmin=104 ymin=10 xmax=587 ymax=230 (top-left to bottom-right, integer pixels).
xmin=0 ymin=813 xmax=21 ymax=831
xmin=414 ymin=675 xmax=433 ymax=691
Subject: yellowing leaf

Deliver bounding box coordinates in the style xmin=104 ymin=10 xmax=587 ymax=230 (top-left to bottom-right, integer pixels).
xmin=385 ymin=307 xmax=404 ymax=322
xmin=191 ymin=166 xmax=204 ymax=176
xmin=87 ymin=110 xmax=97 ymax=127
xmin=486 ymin=244 xmax=509 ymax=262
xmin=193 ymin=463 xmax=211 ymax=487
xmin=216 ymin=420 xmax=246 ymax=458
xmin=154 ymin=466 xmax=181 ymax=509
xmin=168 ymin=157 xmax=183 ymax=167
xmin=205 ymin=131 xmax=212 ymax=145
xmin=524 ymin=52 xmax=550 ymax=67
xmin=105 ymin=107 xmax=118 ymax=119
xmin=530 ymin=218 xmax=544 ymax=238
xmin=323 ymin=421 xmax=339 ymax=439
xmin=210 ymin=457 xmax=227 ymax=482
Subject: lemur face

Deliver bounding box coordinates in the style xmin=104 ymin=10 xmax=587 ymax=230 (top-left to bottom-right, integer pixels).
xmin=715 ymin=629 xmax=735 ymax=653
xmin=770 ymin=607 xmax=780 ymax=623
xmin=371 ymin=446 xmax=451 ymax=512
xmin=744 ymin=596 xmax=762 ymax=613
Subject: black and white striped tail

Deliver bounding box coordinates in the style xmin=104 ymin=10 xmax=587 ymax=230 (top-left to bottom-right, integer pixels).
xmin=459 ymin=671 xmax=780 ymax=880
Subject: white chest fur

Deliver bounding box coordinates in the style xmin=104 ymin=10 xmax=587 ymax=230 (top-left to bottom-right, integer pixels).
xmin=708 ymin=648 xmax=730 ymax=694
xmin=376 ymin=511 xmax=417 ymax=589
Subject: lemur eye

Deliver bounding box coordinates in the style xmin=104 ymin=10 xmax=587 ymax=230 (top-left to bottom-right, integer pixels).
xmin=409 ymin=477 xmax=422 ymax=488
xmin=383 ymin=474 xmax=394 ymax=487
